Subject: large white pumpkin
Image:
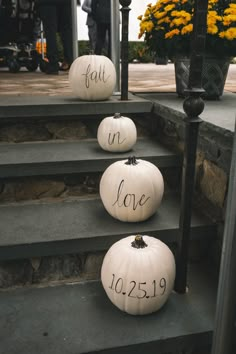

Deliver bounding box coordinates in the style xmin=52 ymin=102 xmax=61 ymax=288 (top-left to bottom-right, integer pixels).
xmin=97 ymin=113 xmax=137 ymax=152
xmin=99 ymin=156 xmax=164 ymax=222
xmin=69 ymin=54 xmax=116 ymax=101
xmin=101 ymin=235 xmax=176 ymax=315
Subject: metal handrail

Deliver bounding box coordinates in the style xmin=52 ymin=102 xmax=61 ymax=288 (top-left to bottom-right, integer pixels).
xmin=174 ymin=0 xmax=208 ymax=293
xmin=111 ymin=0 xmax=121 ymax=94
xmin=119 ymin=0 xmax=131 ymax=100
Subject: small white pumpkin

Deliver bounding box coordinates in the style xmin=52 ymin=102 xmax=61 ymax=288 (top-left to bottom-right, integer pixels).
xmin=69 ymin=54 xmax=116 ymax=101
xmin=99 ymin=156 xmax=164 ymax=222
xmin=97 ymin=113 xmax=137 ymax=152
xmin=101 ymin=235 xmax=176 ymax=315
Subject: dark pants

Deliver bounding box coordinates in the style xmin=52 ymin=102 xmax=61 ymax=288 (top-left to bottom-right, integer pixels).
xmin=95 ymin=23 xmax=110 ymax=58
xmin=39 ymin=2 xmax=73 ymax=65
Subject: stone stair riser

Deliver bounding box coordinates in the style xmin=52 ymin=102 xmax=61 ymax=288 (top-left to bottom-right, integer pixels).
xmin=0 ymin=167 xmax=181 ymax=204
xmin=0 ymin=115 xmax=149 ymax=143
xmin=0 ymin=238 xmax=211 ymax=290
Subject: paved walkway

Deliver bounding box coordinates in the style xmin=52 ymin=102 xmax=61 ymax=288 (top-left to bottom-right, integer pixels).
xmin=0 ymin=62 xmax=235 ymax=133
xmin=0 ymin=63 xmax=236 ymax=96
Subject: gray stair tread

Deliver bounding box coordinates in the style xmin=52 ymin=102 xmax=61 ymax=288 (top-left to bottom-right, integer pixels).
xmin=0 ymin=264 xmax=216 ymax=354
xmin=0 ymin=138 xmax=182 ymax=177
xmin=0 ymin=93 xmax=153 ymax=119
xmin=0 ymin=193 xmax=216 ymax=260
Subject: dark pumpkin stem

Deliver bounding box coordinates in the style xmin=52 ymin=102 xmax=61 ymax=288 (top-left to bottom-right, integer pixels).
xmin=131 ymin=235 xmax=148 ymax=249
xmin=125 ymin=156 xmax=138 ymax=165
xmin=113 ymin=113 xmax=121 ymax=119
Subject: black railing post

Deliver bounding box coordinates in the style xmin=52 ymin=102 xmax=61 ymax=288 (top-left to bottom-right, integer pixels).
xmin=174 ymin=0 xmax=208 ymax=293
xmin=119 ymin=0 xmax=131 ymax=100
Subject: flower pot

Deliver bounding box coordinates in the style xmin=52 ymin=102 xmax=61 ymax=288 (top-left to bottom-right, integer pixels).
xmin=174 ymin=57 xmax=231 ymax=100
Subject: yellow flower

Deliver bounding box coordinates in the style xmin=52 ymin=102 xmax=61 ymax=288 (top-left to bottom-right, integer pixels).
xmin=165 ymin=29 xmax=180 ymax=39
xmin=224 ymin=8 xmax=236 ymax=16
xmin=144 ymin=8 xmax=151 ymax=17
xmin=171 ymin=10 xmax=191 ymax=22
xmin=207 ymin=24 xmax=218 ymax=35
xmin=219 ymin=27 xmax=236 ymax=40
xmin=137 ymin=15 xmax=143 ymax=21
xmin=141 ymin=21 xmax=155 ymax=33
xmin=164 ymin=4 xmax=175 ymax=12
xmin=138 ymin=0 xmax=236 ymax=58
xmin=207 ymin=12 xmax=221 ymax=26
xmin=171 ymin=17 xmax=188 ymax=27
xmin=223 ymin=15 xmax=236 ymax=26
xmin=158 ymin=16 xmax=171 ymax=25
xmin=154 ymin=11 xmax=167 ymax=19
xmin=181 ymin=24 xmax=193 ymax=35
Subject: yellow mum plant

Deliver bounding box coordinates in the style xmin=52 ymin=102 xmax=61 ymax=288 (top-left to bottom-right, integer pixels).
xmin=138 ymin=0 xmax=236 ymax=59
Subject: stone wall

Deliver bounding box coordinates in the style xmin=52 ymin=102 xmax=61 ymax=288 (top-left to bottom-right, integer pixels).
xmin=153 ymin=108 xmax=234 ymax=270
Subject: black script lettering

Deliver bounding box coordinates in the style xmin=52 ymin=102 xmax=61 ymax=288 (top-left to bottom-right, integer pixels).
xmin=108 ymin=132 xmax=126 ymax=145
xmin=82 ymin=64 xmax=111 ymax=88
xmin=112 ymin=180 xmax=150 ymax=210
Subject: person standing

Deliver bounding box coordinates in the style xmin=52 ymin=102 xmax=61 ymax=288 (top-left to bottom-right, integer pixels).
xmin=37 ymin=0 xmax=79 ymax=74
xmin=91 ymin=0 xmax=111 ymax=58
xmin=82 ymin=0 xmax=96 ymax=52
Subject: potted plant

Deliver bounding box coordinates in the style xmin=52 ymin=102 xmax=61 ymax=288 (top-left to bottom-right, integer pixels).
xmin=138 ymin=0 xmax=236 ymax=99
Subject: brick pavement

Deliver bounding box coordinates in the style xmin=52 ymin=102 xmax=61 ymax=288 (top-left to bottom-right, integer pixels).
xmin=0 ymin=63 xmax=235 ymax=96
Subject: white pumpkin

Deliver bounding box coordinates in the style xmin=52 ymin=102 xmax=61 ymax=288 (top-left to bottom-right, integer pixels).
xmin=97 ymin=113 xmax=137 ymax=152
xmin=99 ymin=156 xmax=164 ymax=222
xmin=69 ymin=54 xmax=116 ymax=101
xmin=101 ymin=235 xmax=176 ymax=315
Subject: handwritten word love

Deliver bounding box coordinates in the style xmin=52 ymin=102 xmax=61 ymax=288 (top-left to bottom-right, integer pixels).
xmin=112 ymin=179 xmax=150 ymax=210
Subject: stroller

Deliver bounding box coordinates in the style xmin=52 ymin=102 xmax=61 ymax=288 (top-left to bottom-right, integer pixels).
xmin=0 ymin=0 xmax=43 ymax=72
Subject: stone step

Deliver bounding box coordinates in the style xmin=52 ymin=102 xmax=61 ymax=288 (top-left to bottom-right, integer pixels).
xmin=0 ymin=263 xmax=216 ymax=354
xmin=0 ymin=93 xmax=153 ymax=120
xmin=0 ymin=192 xmax=216 ymax=261
xmin=0 ymin=138 xmax=182 ymax=178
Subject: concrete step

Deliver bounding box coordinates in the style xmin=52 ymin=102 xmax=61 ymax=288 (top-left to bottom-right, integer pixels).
xmin=0 ymin=138 xmax=182 ymax=178
xmin=0 ymin=263 xmax=216 ymax=354
xmin=0 ymin=192 xmax=216 ymax=261
xmin=0 ymin=93 xmax=153 ymax=120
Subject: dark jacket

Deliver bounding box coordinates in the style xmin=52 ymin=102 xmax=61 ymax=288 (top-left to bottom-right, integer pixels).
xmin=37 ymin=0 xmax=80 ymax=5
xmin=91 ymin=0 xmax=110 ymax=24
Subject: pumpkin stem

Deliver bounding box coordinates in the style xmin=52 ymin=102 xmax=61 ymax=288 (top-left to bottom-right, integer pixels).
xmin=113 ymin=113 xmax=121 ymax=119
xmin=131 ymin=235 xmax=148 ymax=249
xmin=125 ymin=156 xmax=138 ymax=165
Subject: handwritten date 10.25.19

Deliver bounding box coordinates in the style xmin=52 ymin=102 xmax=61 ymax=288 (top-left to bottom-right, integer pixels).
xmin=108 ymin=273 xmax=167 ymax=299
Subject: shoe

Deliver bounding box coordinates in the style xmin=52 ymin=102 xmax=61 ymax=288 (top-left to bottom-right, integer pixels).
xmin=59 ymin=61 xmax=71 ymax=71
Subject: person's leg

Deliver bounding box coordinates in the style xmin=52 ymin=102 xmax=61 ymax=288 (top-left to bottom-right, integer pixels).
xmin=106 ymin=23 xmax=111 ymax=59
xmin=58 ymin=2 xmax=73 ymax=67
xmin=39 ymin=4 xmax=59 ymax=73
xmin=88 ymin=22 xmax=97 ymax=52
xmin=95 ymin=23 xmax=107 ymax=55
